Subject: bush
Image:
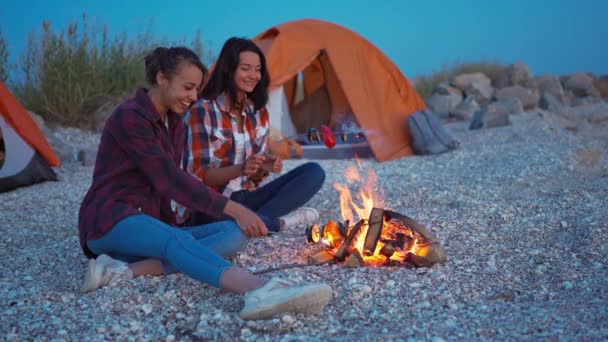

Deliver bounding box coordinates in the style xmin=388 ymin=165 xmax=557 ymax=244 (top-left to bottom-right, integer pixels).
xmin=10 ymin=14 xmax=213 ymax=128
xmin=413 ymin=61 xmax=504 ymax=100
xmin=0 ymin=27 xmax=8 ymax=82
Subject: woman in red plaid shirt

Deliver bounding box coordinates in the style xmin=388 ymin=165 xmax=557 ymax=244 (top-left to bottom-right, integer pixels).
xmin=183 ymin=37 xmax=325 ymax=233
xmin=79 ymin=46 xmax=331 ymax=320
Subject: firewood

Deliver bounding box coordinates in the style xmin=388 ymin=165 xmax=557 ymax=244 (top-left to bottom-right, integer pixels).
xmin=408 ymin=242 xmax=447 ymax=267
xmin=334 ymin=219 xmax=366 ymax=261
xmin=363 ymin=208 xmax=384 ymax=256
xmin=343 ymin=249 xmax=364 ymax=268
xmin=307 ymin=250 xmax=335 ymax=265
xmin=380 ymin=244 xmax=396 ymax=258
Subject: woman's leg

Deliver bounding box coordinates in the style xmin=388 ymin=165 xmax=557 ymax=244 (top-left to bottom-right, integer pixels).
xmin=188 ymin=200 xmax=281 ymax=232
xmin=87 ymin=214 xmax=263 ymax=292
xmin=234 ymin=162 xmax=325 ymax=218
xmin=97 ymin=220 xmax=251 ymax=277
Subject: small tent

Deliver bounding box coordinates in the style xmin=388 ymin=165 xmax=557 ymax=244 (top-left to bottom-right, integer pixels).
xmin=0 ymin=81 xmax=60 ymax=192
xmin=254 ymin=19 xmax=427 ymax=162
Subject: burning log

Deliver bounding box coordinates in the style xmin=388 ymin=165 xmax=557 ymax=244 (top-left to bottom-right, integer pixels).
xmin=343 ymin=249 xmax=364 ymax=268
xmin=363 ymin=207 xmax=384 ymax=256
xmin=408 ymin=243 xmax=446 ymax=267
xmin=338 ymin=220 xmax=349 ymax=237
xmin=334 ymin=219 xmax=366 ymax=261
xmin=307 ymin=250 xmax=335 ymax=265
xmin=395 ymin=233 xmax=414 ymax=251
xmin=379 ymin=244 xmax=396 ymax=258
xmin=384 ymin=210 xmax=447 ymax=267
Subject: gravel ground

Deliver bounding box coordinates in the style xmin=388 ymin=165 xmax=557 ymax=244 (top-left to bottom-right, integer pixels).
xmin=1 ymin=112 xmax=607 ymax=341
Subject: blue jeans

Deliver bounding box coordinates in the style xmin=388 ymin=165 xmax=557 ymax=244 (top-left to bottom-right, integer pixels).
xmin=188 ymin=162 xmax=325 ymax=232
xmin=87 ymin=214 xmax=248 ymax=288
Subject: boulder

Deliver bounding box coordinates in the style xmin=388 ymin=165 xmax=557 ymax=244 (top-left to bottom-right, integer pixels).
xmin=425 ymin=85 xmax=463 ymax=118
xmin=453 ymin=96 xmax=479 ymax=122
xmin=533 ymin=74 xmax=566 ymax=103
xmin=539 ymin=91 xmax=564 ymax=113
xmin=469 ymin=98 xmax=523 ymax=130
xmin=495 ymin=62 xmax=532 ymax=88
xmin=564 ymin=72 xmax=601 ymax=98
xmin=495 ymin=85 xmax=539 ymax=110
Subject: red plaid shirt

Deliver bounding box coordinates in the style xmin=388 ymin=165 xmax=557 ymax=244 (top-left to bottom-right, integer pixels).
xmin=183 ymin=94 xmax=270 ymax=194
xmin=78 ymin=88 xmax=228 ymax=258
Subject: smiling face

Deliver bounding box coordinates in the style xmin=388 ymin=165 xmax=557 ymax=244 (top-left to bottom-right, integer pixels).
xmin=158 ymin=62 xmax=203 ymax=114
xmin=234 ymin=51 xmax=262 ymax=94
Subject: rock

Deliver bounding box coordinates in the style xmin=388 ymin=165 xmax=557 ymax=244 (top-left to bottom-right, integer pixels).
xmin=141 ymin=304 xmax=153 ymax=315
xmin=495 ymin=85 xmax=539 ymax=110
xmin=425 ymin=91 xmax=463 ymax=119
xmin=453 ymin=96 xmax=480 ymax=122
xmin=496 ymin=62 xmax=532 ymax=88
xmin=534 ymin=74 xmax=566 ymax=102
xmin=565 ymin=103 xmax=608 ymax=124
xmin=470 ymin=98 xmax=523 ymax=130
xmin=451 ymin=73 xmax=495 ymax=106
xmin=451 ymin=72 xmax=491 ymax=90
xmin=564 ymin=72 xmax=601 ymax=98
xmin=539 ymin=91 xmax=564 ymax=112
xmin=282 ymin=315 xmax=295 ymax=324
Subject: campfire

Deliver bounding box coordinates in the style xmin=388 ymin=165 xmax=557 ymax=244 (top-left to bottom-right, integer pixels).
xmin=306 ymin=162 xmax=446 ymax=268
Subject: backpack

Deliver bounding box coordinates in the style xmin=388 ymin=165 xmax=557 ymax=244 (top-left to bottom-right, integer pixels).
xmin=407 ymin=110 xmax=459 ymax=155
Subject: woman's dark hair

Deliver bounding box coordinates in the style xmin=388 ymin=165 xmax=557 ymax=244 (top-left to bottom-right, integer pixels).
xmin=144 ymin=46 xmax=207 ymax=85
xmin=200 ymin=37 xmax=270 ymax=111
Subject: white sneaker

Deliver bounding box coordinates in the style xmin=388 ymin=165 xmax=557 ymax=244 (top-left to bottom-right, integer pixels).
xmin=240 ymin=278 xmax=332 ymax=320
xmin=281 ymin=207 xmax=320 ymax=229
xmin=83 ymin=254 xmax=133 ymax=293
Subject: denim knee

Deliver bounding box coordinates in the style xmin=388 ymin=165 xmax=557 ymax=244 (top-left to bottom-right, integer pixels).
xmin=222 ymin=224 xmax=249 ymax=257
xmin=302 ymin=162 xmax=325 ymax=190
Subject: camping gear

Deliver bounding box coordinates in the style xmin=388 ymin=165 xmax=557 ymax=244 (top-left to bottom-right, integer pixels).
xmin=254 ymin=19 xmax=427 ymax=162
xmin=0 ymin=81 xmax=60 ymax=192
xmin=407 ymin=110 xmax=459 ymax=155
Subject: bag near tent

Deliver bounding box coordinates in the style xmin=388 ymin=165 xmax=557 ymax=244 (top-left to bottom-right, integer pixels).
xmin=255 ymin=19 xmax=428 ymax=162
xmin=407 ymin=110 xmax=459 ymax=155
xmin=0 ymin=81 xmax=60 ymax=193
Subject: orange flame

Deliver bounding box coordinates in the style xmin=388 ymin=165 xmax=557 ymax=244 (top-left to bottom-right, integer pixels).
xmin=330 ymin=162 xmax=424 ymax=266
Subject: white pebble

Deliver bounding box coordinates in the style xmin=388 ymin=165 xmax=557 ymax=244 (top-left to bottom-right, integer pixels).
xmin=282 ymin=315 xmax=295 ymax=324
xmin=241 ymin=328 xmax=252 ymax=337
xmin=141 ymin=304 xmax=153 ymax=315
xmin=560 ymin=221 xmax=568 ymax=228
xmin=385 ymin=280 xmax=396 ymax=287
xmin=358 ymin=285 xmax=372 ymax=295
xmin=166 ymin=334 xmax=175 ymax=342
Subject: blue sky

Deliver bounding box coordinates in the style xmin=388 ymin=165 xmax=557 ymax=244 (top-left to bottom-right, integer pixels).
xmin=1 ymin=0 xmax=607 ymax=79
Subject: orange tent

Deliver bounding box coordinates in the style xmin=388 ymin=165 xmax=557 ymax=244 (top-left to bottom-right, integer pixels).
xmin=254 ymin=19 xmax=427 ymax=162
xmin=1 ymin=81 xmax=59 ymax=192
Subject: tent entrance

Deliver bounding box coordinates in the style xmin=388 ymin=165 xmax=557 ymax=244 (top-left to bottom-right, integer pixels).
xmin=282 ymin=50 xmax=357 ymax=134
xmin=267 ymin=50 xmax=372 ymax=159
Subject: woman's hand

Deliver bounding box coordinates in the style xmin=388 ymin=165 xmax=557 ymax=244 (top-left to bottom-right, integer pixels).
xmin=241 ymin=155 xmax=264 ymax=177
xmin=223 ymin=201 xmax=268 ymax=237
xmin=261 ymin=154 xmax=283 ymax=174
